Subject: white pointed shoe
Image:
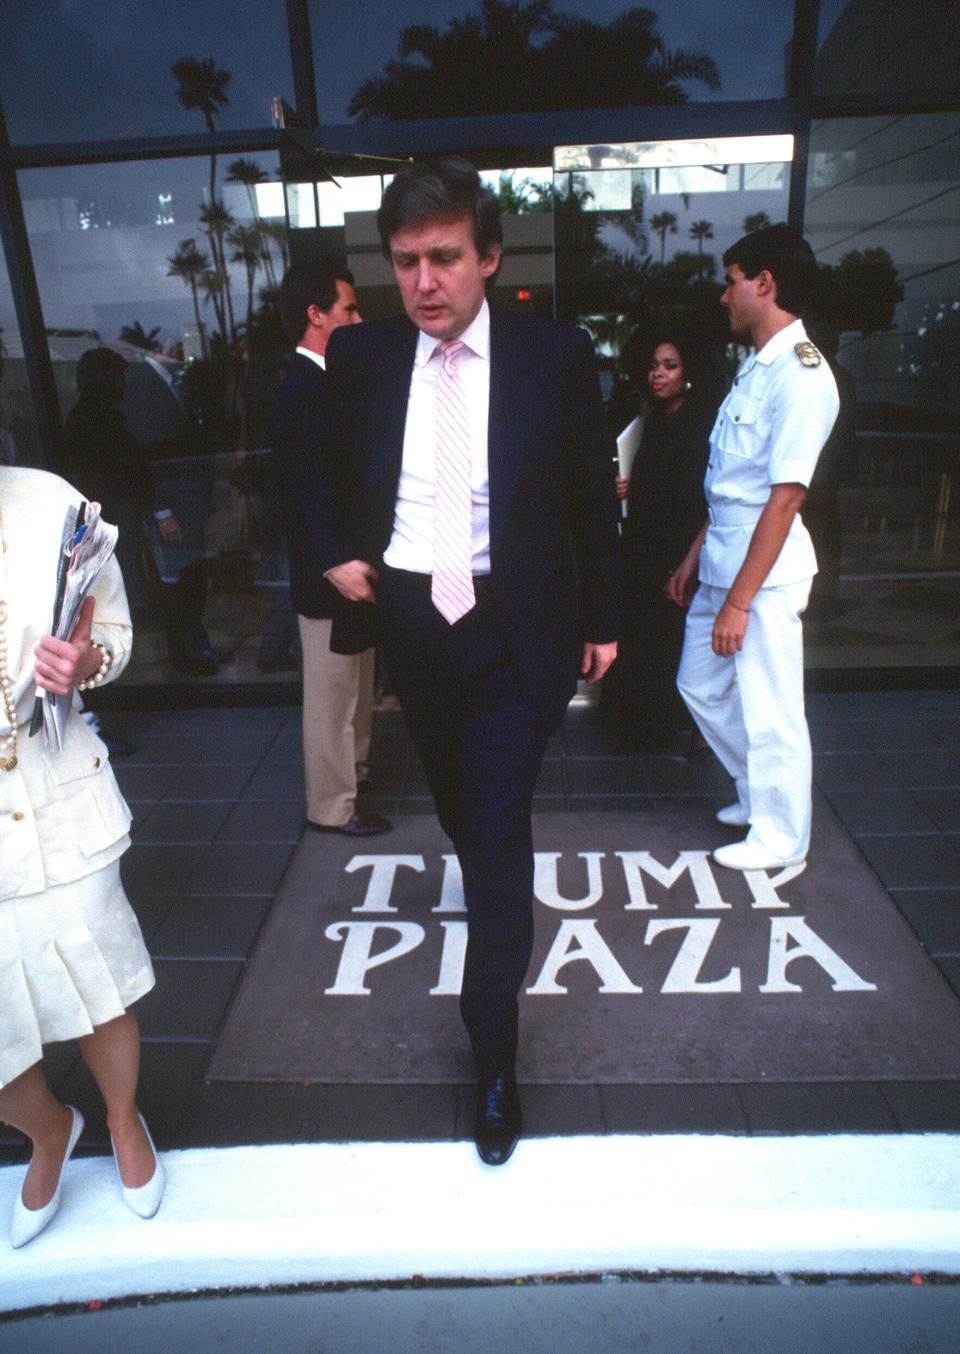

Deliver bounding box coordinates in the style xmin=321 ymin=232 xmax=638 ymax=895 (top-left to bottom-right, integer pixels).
xmin=712 ymin=840 xmax=806 ymax=872
xmin=716 ymin=802 xmax=750 ymax=827
xmin=111 ymin=1113 xmax=165 ymax=1219
xmin=10 ymin=1105 xmax=84 ymax=1249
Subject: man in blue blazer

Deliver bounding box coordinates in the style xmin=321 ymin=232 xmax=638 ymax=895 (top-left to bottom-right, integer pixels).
xmin=324 ymin=159 xmax=621 ymax=1164
xmin=273 ymin=261 xmax=389 ymax=838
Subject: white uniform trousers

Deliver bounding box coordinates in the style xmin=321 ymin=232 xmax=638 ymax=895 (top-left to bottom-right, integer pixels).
xmin=298 ymin=616 xmax=375 ymax=827
xmin=677 ymin=579 xmax=813 ymax=861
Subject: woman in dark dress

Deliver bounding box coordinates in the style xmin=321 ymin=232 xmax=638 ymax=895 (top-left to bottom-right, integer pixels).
xmin=607 ymin=335 xmax=726 ymax=751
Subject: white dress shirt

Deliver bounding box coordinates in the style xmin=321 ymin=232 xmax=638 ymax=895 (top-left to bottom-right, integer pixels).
xmin=384 ymin=300 xmax=491 ymax=575
xmin=296 ymin=345 xmax=326 ymax=371
xmin=699 ymin=318 xmax=839 ymax=589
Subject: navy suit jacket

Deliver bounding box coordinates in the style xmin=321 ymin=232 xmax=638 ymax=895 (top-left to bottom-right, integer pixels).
xmin=324 ymin=307 xmax=622 ymax=726
xmin=271 ymin=351 xmax=341 ymax=620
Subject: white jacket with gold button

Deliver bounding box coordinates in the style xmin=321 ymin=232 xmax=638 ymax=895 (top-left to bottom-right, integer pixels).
xmin=0 ymin=466 xmax=133 ymax=899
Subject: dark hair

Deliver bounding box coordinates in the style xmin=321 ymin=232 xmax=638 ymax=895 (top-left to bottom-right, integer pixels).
xmin=639 ymin=331 xmax=728 ymax=413
xmin=278 ymin=259 xmax=355 ymax=344
xmin=76 ymin=346 xmax=127 ymax=395
xmin=376 ymin=157 xmax=503 ymax=264
xmin=722 ymin=223 xmax=819 ymax=317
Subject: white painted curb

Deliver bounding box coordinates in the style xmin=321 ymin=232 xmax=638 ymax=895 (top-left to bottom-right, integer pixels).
xmin=1 ymin=1134 xmax=959 ymax=1313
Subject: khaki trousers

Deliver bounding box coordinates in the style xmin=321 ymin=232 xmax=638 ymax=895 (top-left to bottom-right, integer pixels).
xmin=297 ymin=615 xmax=375 ymax=827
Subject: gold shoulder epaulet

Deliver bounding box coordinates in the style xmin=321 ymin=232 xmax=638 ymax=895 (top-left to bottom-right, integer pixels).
xmin=794 ymin=341 xmax=821 ymax=367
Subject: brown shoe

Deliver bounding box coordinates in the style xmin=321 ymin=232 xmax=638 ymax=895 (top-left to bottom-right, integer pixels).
xmin=306 ymin=812 xmax=391 ymax=837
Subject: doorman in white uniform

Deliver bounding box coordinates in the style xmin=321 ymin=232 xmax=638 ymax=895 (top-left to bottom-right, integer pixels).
xmin=669 ymin=225 xmax=839 ymax=872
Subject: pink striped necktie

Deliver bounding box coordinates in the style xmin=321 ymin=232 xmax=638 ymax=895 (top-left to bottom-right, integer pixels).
xmin=431 ymin=339 xmax=476 ymax=624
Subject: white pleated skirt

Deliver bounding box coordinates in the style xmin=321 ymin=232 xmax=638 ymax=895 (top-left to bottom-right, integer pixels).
xmin=0 ymin=862 xmax=155 ymax=1087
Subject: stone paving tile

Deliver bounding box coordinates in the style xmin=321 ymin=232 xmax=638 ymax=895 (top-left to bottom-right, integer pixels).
xmin=738 ymin=1082 xmax=899 ymax=1134
xmin=805 ymin=719 xmax=873 ymax=753
xmin=912 ymin=789 xmax=960 ymax=832
xmin=134 ymin=800 xmax=233 ymax=844
xmin=514 ymin=1085 xmax=605 ymax=1138
xmin=187 ymin=842 xmax=294 ymax=895
xmin=148 ymin=896 xmax=274 ymax=960
xmin=852 ymin=717 xmax=948 ymax=752
xmin=880 ymin=1081 xmax=960 ymax=1132
xmin=113 ymin=763 xmax=179 ymax=802
xmin=918 ymin=717 xmax=960 ymax=748
xmin=120 ymin=843 xmax=207 ymax=896
xmin=823 ymin=790 xmax=940 ymax=835
xmin=241 ymin=760 xmax=310 ymax=800
xmin=936 ymin=957 xmax=960 ymax=997
xmin=309 ymin=1085 xmax=461 ymax=1141
xmin=168 ymin=1082 xmax=332 ymax=1148
xmin=217 ymin=796 xmax=306 ymax=843
xmin=812 ymin=752 xmax=900 ymax=792
xmin=563 ymin=757 xmax=645 ymax=796
xmin=600 ymin=1084 xmax=748 ymax=1135
xmin=853 ymin=834 xmax=960 ymax=891
xmin=126 ymin=895 xmax=178 ymax=944
xmin=642 ymin=756 xmax=733 ymax=795
xmin=881 ymin=750 xmax=960 ymax=789
xmin=892 ymin=890 xmax=960 ymax=955
xmin=136 ymin=959 xmax=244 ymax=1041
xmin=121 ymin=733 xmax=279 ymax=766
xmin=161 ymin=763 xmax=256 ymax=801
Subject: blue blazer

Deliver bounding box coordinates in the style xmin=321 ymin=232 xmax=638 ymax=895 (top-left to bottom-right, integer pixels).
xmin=324 ymin=307 xmax=622 ymax=726
xmin=271 ymin=351 xmax=341 ymax=620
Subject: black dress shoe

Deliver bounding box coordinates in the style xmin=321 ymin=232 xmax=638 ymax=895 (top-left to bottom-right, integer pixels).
xmin=474 ymin=1075 xmax=522 ymax=1166
xmin=306 ymin=811 xmax=391 ymax=837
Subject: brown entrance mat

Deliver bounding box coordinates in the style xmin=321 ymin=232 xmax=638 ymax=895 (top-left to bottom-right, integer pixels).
xmin=209 ymin=800 xmax=960 ymax=1084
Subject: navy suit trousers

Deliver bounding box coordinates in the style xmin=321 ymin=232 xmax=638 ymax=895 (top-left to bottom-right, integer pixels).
xmin=378 ymin=566 xmax=554 ymax=1076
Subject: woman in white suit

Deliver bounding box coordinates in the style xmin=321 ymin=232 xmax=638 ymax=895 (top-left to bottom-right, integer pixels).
xmin=0 ymin=465 xmax=163 ymax=1248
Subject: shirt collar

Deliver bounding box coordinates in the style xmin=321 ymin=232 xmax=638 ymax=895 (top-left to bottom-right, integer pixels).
xmin=755 ymin=317 xmax=805 ymax=366
xmin=296 ymin=345 xmax=325 ymax=370
xmin=415 ymin=298 xmax=491 ymax=369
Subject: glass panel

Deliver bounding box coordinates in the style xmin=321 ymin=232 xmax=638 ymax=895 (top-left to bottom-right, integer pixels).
xmin=804 ymin=113 xmax=960 ymax=671
xmin=285 ymin=165 xmax=556 ymax=322
xmin=21 ymin=154 xmax=297 ymax=687
xmin=816 ymin=0 xmax=960 ymax=101
xmin=1 ymin=1 xmax=293 ymax=144
xmin=0 ymin=253 xmax=42 ymax=466
xmin=308 ymin=0 xmax=792 ymax=124
xmin=552 ymin=136 xmax=792 ymax=401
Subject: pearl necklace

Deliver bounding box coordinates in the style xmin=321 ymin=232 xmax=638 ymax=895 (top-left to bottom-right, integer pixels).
xmin=0 ymin=600 xmax=16 ymax=772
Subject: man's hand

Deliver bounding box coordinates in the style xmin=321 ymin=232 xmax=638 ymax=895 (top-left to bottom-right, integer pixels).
xmin=326 ymin=559 xmax=379 ymax=604
xmin=712 ymin=600 xmax=749 ymax=657
xmin=34 ymin=596 xmax=101 ymax=694
xmin=581 ymin=641 xmax=618 ymax=683
xmin=615 ymin=476 xmax=629 ymax=500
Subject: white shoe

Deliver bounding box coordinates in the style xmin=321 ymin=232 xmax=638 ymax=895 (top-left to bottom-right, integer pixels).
xmin=10 ymin=1106 xmax=84 ymax=1249
xmin=716 ymin=802 xmax=750 ymax=827
xmin=111 ymin=1113 xmax=165 ymax=1219
xmin=712 ymin=841 xmax=806 ymax=872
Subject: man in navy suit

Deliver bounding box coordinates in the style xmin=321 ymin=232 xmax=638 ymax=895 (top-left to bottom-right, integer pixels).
xmin=324 ymin=159 xmax=621 ymax=1164
xmin=273 ymin=261 xmax=390 ymax=838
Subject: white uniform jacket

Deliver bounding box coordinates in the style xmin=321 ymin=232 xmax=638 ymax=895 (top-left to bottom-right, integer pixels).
xmin=1 ymin=467 xmax=133 ymax=899
xmin=699 ymin=318 xmax=839 ymax=590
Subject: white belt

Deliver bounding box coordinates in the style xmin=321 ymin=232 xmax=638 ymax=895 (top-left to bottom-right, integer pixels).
xmin=708 ymin=504 xmax=765 ymax=527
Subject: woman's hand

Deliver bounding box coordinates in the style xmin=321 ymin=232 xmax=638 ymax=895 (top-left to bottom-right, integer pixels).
xmin=615 ymin=476 xmax=629 ymax=501
xmin=33 ymin=597 xmax=102 ymax=695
